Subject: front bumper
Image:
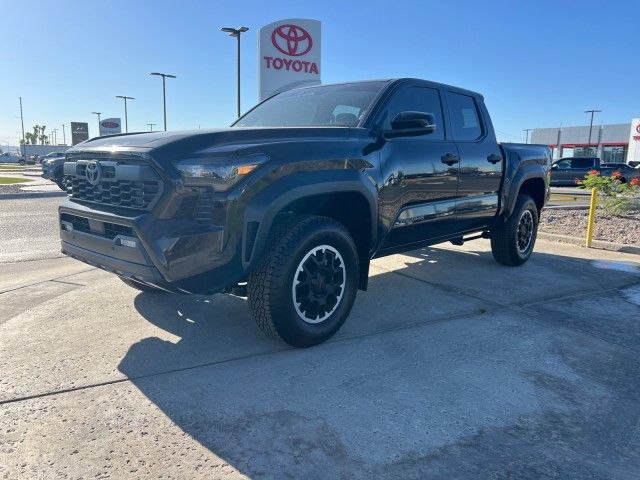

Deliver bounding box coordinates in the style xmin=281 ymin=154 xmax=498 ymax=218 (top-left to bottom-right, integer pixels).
xmin=59 ymin=200 xmax=240 ymax=294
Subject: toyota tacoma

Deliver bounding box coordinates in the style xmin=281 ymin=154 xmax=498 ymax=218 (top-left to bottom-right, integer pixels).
xmin=59 ymin=79 xmax=551 ymax=347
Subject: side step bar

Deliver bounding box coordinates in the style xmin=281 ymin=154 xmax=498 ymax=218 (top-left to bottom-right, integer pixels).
xmin=450 ymin=231 xmax=490 ymax=246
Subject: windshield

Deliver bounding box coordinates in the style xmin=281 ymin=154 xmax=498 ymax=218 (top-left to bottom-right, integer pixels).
xmin=233 ymin=81 xmax=387 ymax=128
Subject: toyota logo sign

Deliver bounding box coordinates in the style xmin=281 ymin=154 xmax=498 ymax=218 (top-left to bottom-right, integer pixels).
xmin=636 ymin=124 xmax=640 ymax=134
xmin=259 ymin=19 xmax=321 ymax=100
xmin=85 ymin=160 xmax=102 ymax=186
xmin=271 ymin=24 xmax=313 ymax=56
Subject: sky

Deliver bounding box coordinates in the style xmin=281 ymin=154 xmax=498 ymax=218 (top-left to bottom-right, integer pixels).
xmin=1 ymin=0 xmax=639 ymax=147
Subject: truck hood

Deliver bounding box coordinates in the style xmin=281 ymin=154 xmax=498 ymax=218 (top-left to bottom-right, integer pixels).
xmin=69 ymin=127 xmax=373 ymax=153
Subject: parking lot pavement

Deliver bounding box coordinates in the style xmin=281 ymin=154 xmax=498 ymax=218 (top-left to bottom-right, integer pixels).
xmin=1 ymin=238 xmax=640 ymax=478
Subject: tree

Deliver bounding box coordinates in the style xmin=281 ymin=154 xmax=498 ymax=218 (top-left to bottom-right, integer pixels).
xmin=23 ymin=125 xmax=49 ymax=145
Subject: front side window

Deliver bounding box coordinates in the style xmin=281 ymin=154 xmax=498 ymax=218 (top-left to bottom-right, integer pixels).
xmin=382 ymin=86 xmax=445 ymax=140
xmin=233 ymin=82 xmax=386 ymax=128
xmin=448 ymin=92 xmax=482 ymax=141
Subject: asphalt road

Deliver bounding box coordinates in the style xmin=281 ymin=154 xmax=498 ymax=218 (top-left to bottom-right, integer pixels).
xmin=1 ymin=195 xmax=640 ymax=479
xmin=0 ymin=195 xmax=64 ymax=263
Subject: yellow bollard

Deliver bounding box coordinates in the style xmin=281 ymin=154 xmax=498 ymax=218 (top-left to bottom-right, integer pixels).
xmin=585 ymin=187 xmax=597 ymax=247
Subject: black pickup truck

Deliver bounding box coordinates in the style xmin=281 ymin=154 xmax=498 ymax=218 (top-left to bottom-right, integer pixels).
xmin=59 ymin=79 xmax=550 ymax=347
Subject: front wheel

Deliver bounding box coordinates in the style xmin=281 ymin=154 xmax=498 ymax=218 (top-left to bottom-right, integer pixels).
xmin=490 ymin=194 xmax=539 ymax=266
xmin=248 ymin=215 xmax=359 ymax=348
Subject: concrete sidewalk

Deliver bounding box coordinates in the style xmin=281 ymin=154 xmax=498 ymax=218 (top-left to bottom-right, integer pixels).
xmin=1 ymin=239 xmax=639 ymax=479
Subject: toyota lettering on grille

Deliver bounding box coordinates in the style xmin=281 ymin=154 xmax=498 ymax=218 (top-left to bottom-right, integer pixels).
xmin=85 ymin=161 xmax=102 ymax=186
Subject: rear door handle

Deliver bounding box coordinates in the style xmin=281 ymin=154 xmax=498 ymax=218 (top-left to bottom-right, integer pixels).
xmin=487 ymin=154 xmax=502 ymax=164
xmin=441 ymin=153 xmax=460 ymax=166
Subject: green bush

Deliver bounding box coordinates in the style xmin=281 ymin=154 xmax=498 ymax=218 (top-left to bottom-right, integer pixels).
xmin=578 ymin=170 xmax=640 ymax=215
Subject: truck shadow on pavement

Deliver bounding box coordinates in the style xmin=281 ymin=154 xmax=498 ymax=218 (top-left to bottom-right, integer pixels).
xmin=118 ymin=245 xmax=640 ymax=479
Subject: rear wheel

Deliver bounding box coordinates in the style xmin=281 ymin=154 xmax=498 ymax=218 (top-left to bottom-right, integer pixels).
xmin=248 ymin=215 xmax=359 ymax=348
xmin=119 ymin=277 xmax=164 ymax=293
xmin=490 ymin=194 xmax=538 ymax=266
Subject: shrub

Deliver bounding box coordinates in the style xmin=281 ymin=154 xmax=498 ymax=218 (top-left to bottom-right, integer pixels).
xmin=578 ymin=170 xmax=640 ymax=215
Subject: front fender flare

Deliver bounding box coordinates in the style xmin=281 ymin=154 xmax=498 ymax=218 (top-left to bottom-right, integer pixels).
xmin=241 ymin=170 xmax=378 ymax=270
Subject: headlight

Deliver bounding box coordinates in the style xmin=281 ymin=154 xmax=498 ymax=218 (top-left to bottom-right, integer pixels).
xmin=174 ymin=154 xmax=268 ymax=191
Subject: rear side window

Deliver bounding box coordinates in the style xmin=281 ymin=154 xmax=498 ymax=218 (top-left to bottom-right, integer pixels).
xmin=571 ymin=158 xmax=595 ymax=169
xmin=383 ymin=86 xmax=445 ymax=140
xmin=448 ymin=92 xmax=482 ymax=141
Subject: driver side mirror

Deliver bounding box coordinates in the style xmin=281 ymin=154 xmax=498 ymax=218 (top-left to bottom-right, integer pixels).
xmin=551 ymin=164 xmax=559 ymax=170
xmin=385 ymin=111 xmax=436 ymax=138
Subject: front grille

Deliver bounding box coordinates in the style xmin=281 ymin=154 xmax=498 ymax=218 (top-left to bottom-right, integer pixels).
xmin=67 ymin=177 xmax=160 ymax=209
xmin=61 ymin=213 xmax=135 ymax=240
xmin=64 ymin=159 xmax=162 ymax=211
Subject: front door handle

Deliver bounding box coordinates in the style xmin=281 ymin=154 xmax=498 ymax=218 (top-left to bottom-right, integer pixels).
xmin=487 ymin=154 xmax=502 ymax=164
xmin=441 ymin=153 xmax=460 ymax=166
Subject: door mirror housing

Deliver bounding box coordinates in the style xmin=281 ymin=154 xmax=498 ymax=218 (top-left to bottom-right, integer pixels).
xmin=551 ymin=164 xmax=558 ymax=170
xmin=385 ymin=111 xmax=436 ymax=138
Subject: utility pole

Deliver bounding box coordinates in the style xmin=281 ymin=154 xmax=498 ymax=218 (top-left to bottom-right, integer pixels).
xmin=62 ymin=124 xmax=66 ymax=145
xmin=150 ymin=72 xmax=176 ymax=131
xmin=19 ymin=97 xmax=25 ymax=161
xmin=116 ymin=96 xmax=134 ymax=132
xmin=53 ymin=128 xmax=58 ymax=145
xmin=585 ymin=109 xmax=601 ymax=155
xmin=146 ymin=123 xmax=156 ymax=132
xmin=91 ymin=112 xmax=102 ymax=135
xmin=523 ymin=128 xmax=533 ymax=144
xmin=220 ymin=26 xmax=249 ymax=118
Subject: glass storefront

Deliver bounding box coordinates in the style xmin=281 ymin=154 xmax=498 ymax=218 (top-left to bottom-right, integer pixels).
xmin=602 ymin=146 xmax=626 ymax=163
xmin=572 ymin=146 xmax=598 ymax=157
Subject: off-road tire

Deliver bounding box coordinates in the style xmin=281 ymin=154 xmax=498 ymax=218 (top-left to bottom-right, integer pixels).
xmin=119 ymin=277 xmax=164 ymax=293
xmin=248 ymin=215 xmax=359 ymax=348
xmin=490 ymin=194 xmax=538 ymax=266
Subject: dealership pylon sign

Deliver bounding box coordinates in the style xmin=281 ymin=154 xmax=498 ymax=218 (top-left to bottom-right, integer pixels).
xmin=99 ymin=118 xmax=122 ymax=136
xmin=258 ymin=19 xmax=321 ymax=100
xmin=628 ymin=118 xmax=640 ymax=164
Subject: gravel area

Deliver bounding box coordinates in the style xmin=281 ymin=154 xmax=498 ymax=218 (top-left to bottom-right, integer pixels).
xmin=540 ymin=209 xmax=640 ymax=246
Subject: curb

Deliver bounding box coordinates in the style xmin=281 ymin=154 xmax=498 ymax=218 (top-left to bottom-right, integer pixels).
xmin=543 ymin=205 xmax=589 ymax=211
xmin=538 ymin=231 xmax=640 ymax=255
xmin=0 ymin=191 xmax=66 ymax=200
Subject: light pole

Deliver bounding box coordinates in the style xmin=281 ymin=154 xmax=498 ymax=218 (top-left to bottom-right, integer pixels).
xmin=116 ymin=96 xmax=134 ymax=132
xmin=150 ymin=72 xmax=176 ymax=131
xmin=146 ymin=123 xmax=156 ymax=132
xmin=91 ymin=111 xmax=102 ymax=135
xmin=18 ymin=97 xmax=25 ymax=162
xmin=220 ymin=26 xmax=249 ymax=118
xmin=62 ymin=124 xmax=66 ymax=145
xmin=52 ymin=128 xmax=58 ymax=145
xmin=523 ymin=128 xmax=533 ymax=144
xmin=585 ymin=109 xmax=601 ymax=156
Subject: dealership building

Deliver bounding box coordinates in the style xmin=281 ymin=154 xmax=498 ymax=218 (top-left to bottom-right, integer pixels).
xmin=531 ymin=118 xmax=640 ymax=165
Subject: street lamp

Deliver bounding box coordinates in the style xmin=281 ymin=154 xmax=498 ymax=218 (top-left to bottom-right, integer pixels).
xmin=523 ymin=128 xmax=533 ymax=144
xmin=146 ymin=123 xmax=156 ymax=132
xmin=150 ymin=72 xmax=176 ymax=131
xmin=115 ymin=96 xmax=135 ymax=132
xmin=18 ymin=97 xmax=25 ymax=162
xmin=52 ymin=128 xmax=58 ymax=145
xmin=585 ymin=109 xmax=602 ymax=156
xmin=220 ymin=26 xmax=249 ymax=118
xmin=62 ymin=124 xmax=66 ymax=145
xmin=91 ymin=112 xmax=102 ymax=135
